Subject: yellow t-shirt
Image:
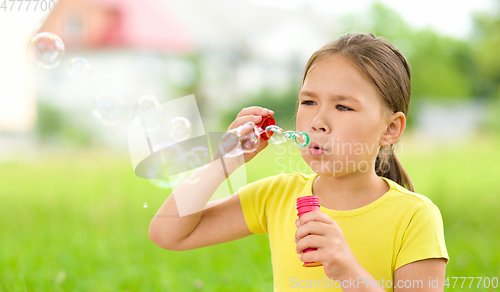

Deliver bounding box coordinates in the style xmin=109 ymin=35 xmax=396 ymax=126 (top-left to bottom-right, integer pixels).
xmin=238 ymin=173 xmax=449 ymax=292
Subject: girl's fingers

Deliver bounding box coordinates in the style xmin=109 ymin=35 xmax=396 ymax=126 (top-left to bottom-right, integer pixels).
xmin=229 ymin=115 xmax=262 ymax=131
xmin=295 ymin=221 xmax=328 ymax=243
xmin=236 ymin=106 xmax=274 ymax=119
xmin=296 ymin=234 xmax=325 ymax=254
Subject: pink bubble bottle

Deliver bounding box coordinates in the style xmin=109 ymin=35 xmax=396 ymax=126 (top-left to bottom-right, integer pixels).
xmin=296 ymin=195 xmax=323 ymax=267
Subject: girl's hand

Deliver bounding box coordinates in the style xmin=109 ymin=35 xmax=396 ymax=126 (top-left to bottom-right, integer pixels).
xmin=226 ymin=106 xmax=274 ymax=163
xmin=295 ymin=210 xmax=360 ymax=280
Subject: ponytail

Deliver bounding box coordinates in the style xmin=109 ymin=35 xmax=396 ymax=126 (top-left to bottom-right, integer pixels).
xmin=375 ymin=144 xmax=414 ymax=192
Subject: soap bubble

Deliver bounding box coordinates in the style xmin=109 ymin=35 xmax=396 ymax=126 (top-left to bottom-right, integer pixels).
xmin=170 ymin=117 xmax=192 ymax=141
xmin=186 ymin=146 xmax=209 ymax=185
xmin=265 ymin=125 xmax=287 ymax=144
xmin=237 ymin=122 xmax=260 ymax=152
xmin=219 ymin=132 xmax=240 ymax=157
xmin=67 ymin=57 xmax=91 ymax=81
xmin=27 ymin=32 xmax=65 ymax=69
xmin=132 ymin=95 xmax=163 ymax=132
xmin=240 ymin=126 xmax=260 ymax=153
xmin=143 ymin=202 xmax=148 ymax=208
xmin=149 ymin=143 xmax=189 ymax=189
xmin=284 ymin=131 xmax=294 ymax=139
xmin=219 ymin=122 xmax=260 ymax=158
xmin=91 ymin=92 xmax=126 ymax=126
xmin=187 ymin=146 xmax=210 ymax=169
xmin=293 ymin=131 xmax=310 ymax=148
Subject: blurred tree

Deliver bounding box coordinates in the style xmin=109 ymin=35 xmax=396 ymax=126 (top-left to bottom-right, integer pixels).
xmin=340 ymin=2 xmax=481 ymax=101
xmin=36 ymin=101 xmax=93 ymax=147
xmin=219 ymin=86 xmax=300 ymax=131
xmin=471 ymin=2 xmax=500 ymax=132
xmin=471 ymin=2 xmax=500 ymax=99
xmin=222 ymin=2 xmax=493 ymax=132
xmin=36 ymin=101 xmax=64 ymax=142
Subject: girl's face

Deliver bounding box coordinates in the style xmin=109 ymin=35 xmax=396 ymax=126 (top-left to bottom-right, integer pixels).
xmin=297 ymin=55 xmax=392 ymax=177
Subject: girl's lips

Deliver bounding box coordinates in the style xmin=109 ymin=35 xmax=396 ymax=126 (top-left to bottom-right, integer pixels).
xmin=309 ymin=147 xmax=325 ymax=156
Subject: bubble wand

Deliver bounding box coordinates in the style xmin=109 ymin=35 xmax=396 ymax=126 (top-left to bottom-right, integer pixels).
xmin=218 ymin=116 xmax=310 ymax=158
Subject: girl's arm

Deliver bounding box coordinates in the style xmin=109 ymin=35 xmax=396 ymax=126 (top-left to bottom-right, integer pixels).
xmin=148 ymin=106 xmax=274 ymax=251
xmin=148 ymin=158 xmax=251 ymax=250
xmin=393 ymin=258 xmax=447 ymax=292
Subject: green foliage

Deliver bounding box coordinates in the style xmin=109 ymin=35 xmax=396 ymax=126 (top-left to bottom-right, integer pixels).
xmin=409 ymin=31 xmax=479 ymax=99
xmin=36 ymin=101 xmax=64 ymax=141
xmin=483 ymin=98 xmax=500 ymax=132
xmin=220 ymin=86 xmax=300 ymax=131
xmin=340 ymin=2 xmax=482 ymax=101
xmin=472 ymin=6 xmax=500 ymax=99
xmin=36 ymin=101 xmax=93 ymax=147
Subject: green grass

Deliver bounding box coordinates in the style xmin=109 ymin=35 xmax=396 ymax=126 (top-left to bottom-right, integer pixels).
xmin=1 ymin=135 xmax=499 ymax=291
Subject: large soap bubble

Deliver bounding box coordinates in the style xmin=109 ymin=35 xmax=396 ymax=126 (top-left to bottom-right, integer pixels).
xmin=27 ymin=32 xmax=65 ymax=69
xmin=132 ymin=95 xmax=163 ymax=132
xmin=219 ymin=122 xmax=260 ymax=158
xmin=91 ymin=92 xmax=126 ymax=126
xmin=265 ymin=125 xmax=287 ymax=144
xmin=170 ymin=117 xmax=192 ymax=141
xmin=67 ymin=57 xmax=91 ymax=81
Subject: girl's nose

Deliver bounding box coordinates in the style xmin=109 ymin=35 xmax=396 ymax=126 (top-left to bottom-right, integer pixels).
xmin=311 ymin=114 xmax=330 ymax=133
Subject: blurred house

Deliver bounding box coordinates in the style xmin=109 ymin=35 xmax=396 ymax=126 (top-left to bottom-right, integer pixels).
xmin=1 ymin=0 xmax=337 ymax=157
xmin=47 ymin=0 xmax=335 ymax=145
xmin=414 ymin=100 xmax=486 ymax=144
xmin=33 ymin=0 xmax=196 ymax=150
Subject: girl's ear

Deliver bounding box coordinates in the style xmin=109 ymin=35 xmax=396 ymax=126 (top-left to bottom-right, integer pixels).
xmin=380 ymin=112 xmax=406 ymax=146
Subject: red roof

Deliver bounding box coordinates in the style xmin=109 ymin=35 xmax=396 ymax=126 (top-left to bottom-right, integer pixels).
xmin=40 ymin=0 xmax=193 ymax=53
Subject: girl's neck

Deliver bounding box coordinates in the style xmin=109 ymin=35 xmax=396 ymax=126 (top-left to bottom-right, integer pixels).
xmin=312 ymin=171 xmax=390 ymax=211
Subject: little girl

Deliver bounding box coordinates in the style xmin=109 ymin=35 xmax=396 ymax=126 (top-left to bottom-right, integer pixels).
xmin=149 ymin=33 xmax=449 ymax=291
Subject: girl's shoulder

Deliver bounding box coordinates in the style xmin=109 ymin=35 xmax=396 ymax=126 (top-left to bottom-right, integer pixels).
xmin=382 ymin=177 xmax=441 ymax=214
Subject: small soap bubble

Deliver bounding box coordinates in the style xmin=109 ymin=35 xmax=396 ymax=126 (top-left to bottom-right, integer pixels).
xmin=265 ymin=125 xmax=287 ymax=144
xmin=283 ymin=131 xmax=294 ymax=139
xmin=27 ymin=32 xmax=65 ymax=69
xmin=255 ymin=127 xmax=265 ymax=137
xmin=143 ymin=202 xmax=148 ymax=208
xmin=170 ymin=117 xmax=192 ymax=141
xmin=188 ymin=147 xmax=210 ymax=169
xmin=68 ymin=57 xmax=91 ymax=81
xmin=239 ymin=122 xmax=260 ymax=153
xmin=132 ymin=95 xmax=163 ymax=132
xmin=219 ymin=122 xmax=260 ymax=158
xmin=149 ymin=144 xmax=189 ymax=189
xmin=91 ymin=92 xmax=126 ymax=126
xmin=293 ymin=131 xmax=310 ymax=148
xmin=219 ymin=132 xmax=240 ymax=157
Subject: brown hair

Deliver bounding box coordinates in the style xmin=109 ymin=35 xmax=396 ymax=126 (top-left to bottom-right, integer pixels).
xmin=300 ymin=32 xmax=414 ymax=192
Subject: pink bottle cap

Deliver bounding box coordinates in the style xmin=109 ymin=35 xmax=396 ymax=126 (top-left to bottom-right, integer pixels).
xmin=297 ymin=205 xmax=320 ymax=213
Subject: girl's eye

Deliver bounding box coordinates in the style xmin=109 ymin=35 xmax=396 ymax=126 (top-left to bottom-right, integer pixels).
xmin=300 ymin=100 xmax=316 ymax=105
xmin=336 ymin=105 xmax=352 ymax=111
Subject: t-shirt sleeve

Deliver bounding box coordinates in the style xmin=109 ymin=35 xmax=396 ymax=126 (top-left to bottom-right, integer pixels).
xmin=237 ymin=175 xmax=280 ymax=235
xmin=395 ymin=201 xmax=449 ymax=270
